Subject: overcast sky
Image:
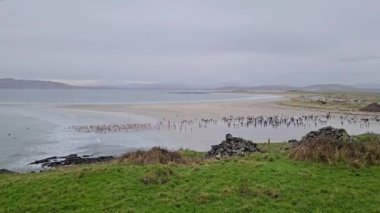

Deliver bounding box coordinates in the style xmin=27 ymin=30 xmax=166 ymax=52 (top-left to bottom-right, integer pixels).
xmin=1 ymin=0 xmax=379 ymax=86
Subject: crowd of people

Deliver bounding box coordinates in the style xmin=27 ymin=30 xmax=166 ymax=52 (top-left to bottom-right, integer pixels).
xmin=68 ymin=113 xmax=379 ymax=134
xmin=220 ymin=113 xmax=379 ymax=129
xmin=69 ymin=123 xmax=152 ymax=134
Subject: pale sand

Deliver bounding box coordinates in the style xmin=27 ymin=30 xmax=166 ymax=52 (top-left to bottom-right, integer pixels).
xmin=61 ymin=99 xmax=288 ymax=119
xmin=61 ymin=96 xmax=330 ymax=121
xmin=57 ymin=96 xmax=379 ymax=150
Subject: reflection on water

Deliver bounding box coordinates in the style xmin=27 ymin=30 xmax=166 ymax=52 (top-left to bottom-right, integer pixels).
xmin=1 ymin=104 xmax=379 ymax=172
xmin=0 ymin=89 xmax=275 ymax=104
xmin=0 ymin=89 xmax=379 ymax=171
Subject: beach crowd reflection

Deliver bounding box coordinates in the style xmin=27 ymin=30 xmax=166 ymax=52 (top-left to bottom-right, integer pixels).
xmin=69 ymin=113 xmax=379 ymax=134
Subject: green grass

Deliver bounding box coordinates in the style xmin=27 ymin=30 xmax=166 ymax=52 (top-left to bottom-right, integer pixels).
xmin=279 ymin=99 xmax=362 ymax=112
xmin=279 ymin=91 xmax=380 ymax=112
xmin=290 ymin=135 xmax=380 ymax=167
xmin=355 ymin=133 xmax=380 ymax=142
xmin=1 ymin=144 xmax=380 ymax=212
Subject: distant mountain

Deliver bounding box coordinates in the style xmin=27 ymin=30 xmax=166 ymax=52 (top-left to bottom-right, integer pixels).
xmin=104 ymin=83 xmax=214 ymax=90
xmin=0 ymin=78 xmax=208 ymax=90
xmin=1 ymin=78 xmax=379 ymax=92
xmin=0 ymin=78 xmax=78 ymax=89
xmin=301 ymin=84 xmax=357 ymax=91
xmin=355 ymin=83 xmax=380 ymax=90
xmin=215 ymin=84 xmax=379 ymax=92
xmin=216 ymin=85 xmax=296 ymax=92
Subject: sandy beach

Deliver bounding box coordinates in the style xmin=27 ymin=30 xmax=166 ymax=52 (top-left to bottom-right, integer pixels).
xmin=2 ymin=92 xmax=379 ymax=171
xmin=61 ymin=94 xmax=380 ymax=122
xmin=59 ymin=95 xmax=379 ymax=148
xmin=62 ymin=95 xmax=319 ymax=120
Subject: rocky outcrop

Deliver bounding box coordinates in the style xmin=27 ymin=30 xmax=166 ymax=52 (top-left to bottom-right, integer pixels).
xmin=289 ymin=126 xmax=350 ymax=146
xmin=300 ymin=126 xmax=349 ymax=142
xmin=30 ymin=154 xmax=114 ymax=168
xmin=0 ymin=169 xmax=15 ymax=174
xmin=288 ymin=139 xmax=300 ymax=148
xmin=208 ymin=134 xmax=261 ymax=158
xmin=361 ymin=103 xmax=380 ymax=112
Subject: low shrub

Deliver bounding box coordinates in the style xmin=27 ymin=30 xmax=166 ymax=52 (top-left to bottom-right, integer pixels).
xmin=118 ymin=147 xmax=198 ymax=165
xmin=237 ymin=179 xmax=252 ymax=196
xmin=289 ymin=136 xmax=380 ymax=167
xmin=354 ymin=133 xmax=380 ymax=143
xmin=140 ymin=166 xmax=176 ymax=185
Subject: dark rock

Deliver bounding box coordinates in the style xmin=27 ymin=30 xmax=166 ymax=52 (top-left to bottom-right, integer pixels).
xmin=225 ymin=133 xmax=234 ymax=141
xmin=0 ymin=169 xmax=15 ymax=174
xmin=360 ymin=103 xmax=380 ymax=112
xmin=300 ymin=126 xmax=350 ymax=143
xmin=288 ymin=139 xmax=300 ymax=148
xmin=30 ymin=156 xmax=59 ymax=165
xmin=317 ymin=100 xmax=327 ymax=105
xmin=208 ymin=134 xmax=261 ymax=158
xmin=30 ymin=154 xmax=114 ymax=168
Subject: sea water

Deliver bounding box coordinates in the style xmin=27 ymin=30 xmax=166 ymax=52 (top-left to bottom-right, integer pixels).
xmin=0 ymin=89 xmax=276 ymax=171
xmin=0 ymin=89 xmax=378 ymax=171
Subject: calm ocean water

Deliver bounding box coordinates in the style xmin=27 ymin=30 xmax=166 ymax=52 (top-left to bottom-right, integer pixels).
xmin=0 ymin=89 xmax=378 ymax=172
xmin=0 ymin=89 xmax=275 ymax=171
xmin=0 ymin=89 xmax=267 ymax=104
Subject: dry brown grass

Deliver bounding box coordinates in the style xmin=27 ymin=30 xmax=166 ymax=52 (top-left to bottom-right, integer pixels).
xmin=140 ymin=166 xmax=177 ymax=185
xmin=117 ymin=147 xmax=202 ymax=165
xmin=290 ymin=136 xmax=380 ymax=167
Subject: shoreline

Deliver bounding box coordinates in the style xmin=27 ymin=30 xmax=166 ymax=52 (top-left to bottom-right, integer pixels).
xmin=59 ymin=95 xmax=296 ymax=120
xmin=59 ymin=95 xmax=378 ymax=121
xmin=2 ymin=93 xmax=379 ymax=172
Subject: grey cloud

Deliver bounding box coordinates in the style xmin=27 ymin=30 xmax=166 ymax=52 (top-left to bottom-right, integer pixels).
xmin=339 ymin=56 xmax=380 ymax=63
xmin=1 ymin=0 xmax=380 ymax=86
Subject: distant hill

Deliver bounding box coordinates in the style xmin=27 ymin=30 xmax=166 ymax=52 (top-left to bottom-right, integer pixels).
xmin=0 ymin=79 xmax=206 ymax=90
xmin=301 ymin=84 xmax=357 ymax=91
xmin=0 ymin=78 xmax=77 ymax=89
xmin=355 ymin=83 xmax=380 ymax=90
xmin=215 ymin=84 xmax=379 ymax=93
xmin=217 ymin=85 xmax=296 ymax=91
xmin=109 ymin=83 xmax=202 ymax=90
xmin=1 ymin=78 xmax=379 ymax=92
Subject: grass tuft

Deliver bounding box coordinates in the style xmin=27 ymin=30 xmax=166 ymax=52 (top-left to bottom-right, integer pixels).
xmin=290 ymin=136 xmax=380 ymax=167
xmin=355 ymin=133 xmax=380 ymax=143
xmin=195 ymin=192 xmax=211 ymax=204
xmin=1 ymin=143 xmax=380 ymax=212
xmin=140 ymin=166 xmax=177 ymax=185
xmin=118 ymin=147 xmax=202 ymax=165
xmin=237 ymin=179 xmax=253 ymax=197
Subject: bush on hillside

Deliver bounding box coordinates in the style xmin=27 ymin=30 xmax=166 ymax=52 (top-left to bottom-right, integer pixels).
xmin=118 ymin=147 xmax=201 ymax=165
xmin=360 ymin=103 xmax=380 ymax=112
xmin=140 ymin=166 xmax=177 ymax=185
xmin=289 ymin=136 xmax=380 ymax=167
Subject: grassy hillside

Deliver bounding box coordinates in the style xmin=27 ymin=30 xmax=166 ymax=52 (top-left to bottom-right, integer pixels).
xmin=279 ymin=91 xmax=380 ymax=112
xmin=1 ymin=144 xmax=380 ymax=213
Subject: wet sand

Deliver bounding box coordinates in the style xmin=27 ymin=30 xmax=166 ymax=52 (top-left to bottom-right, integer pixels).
xmin=62 ymin=96 xmax=309 ymax=120
xmin=60 ymin=97 xmax=380 ymax=147
xmin=2 ymin=95 xmax=379 ymax=171
xmin=63 ymin=95 xmax=379 ymax=120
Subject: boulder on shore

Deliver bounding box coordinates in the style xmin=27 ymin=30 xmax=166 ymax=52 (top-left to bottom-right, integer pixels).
xmin=360 ymin=103 xmax=380 ymax=112
xmin=30 ymin=154 xmax=114 ymax=168
xmin=300 ymin=126 xmax=349 ymax=142
xmin=0 ymin=169 xmax=15 ymax=174
xmin=288 ymin=126 xmax=350 ymax=146
xmin=208 ymin=134 xmax=261 ymax=159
